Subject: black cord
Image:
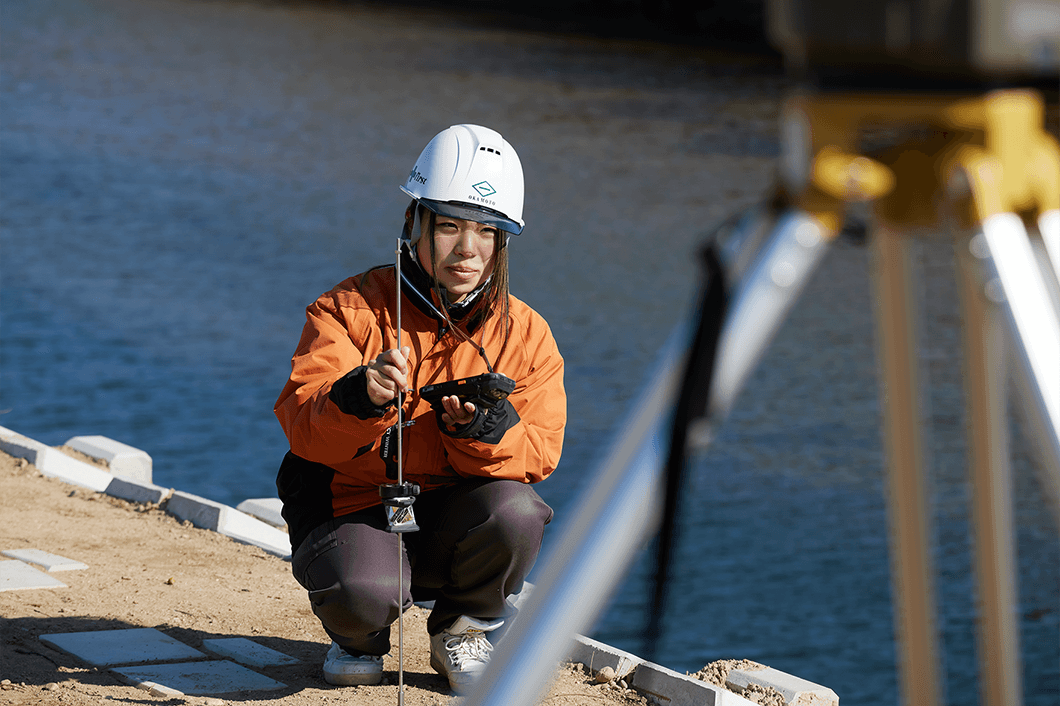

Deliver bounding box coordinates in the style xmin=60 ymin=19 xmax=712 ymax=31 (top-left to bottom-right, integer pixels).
xmin=644 ymin=241 xmax=729 ymax=661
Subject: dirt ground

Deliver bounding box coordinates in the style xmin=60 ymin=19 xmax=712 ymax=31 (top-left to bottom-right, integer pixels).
xmin=0 ymin=450 xmax=677 ymax=706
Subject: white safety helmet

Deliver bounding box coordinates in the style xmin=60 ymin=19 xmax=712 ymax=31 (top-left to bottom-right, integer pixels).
xmin=400 ymin=124 xmax=525 ymax=236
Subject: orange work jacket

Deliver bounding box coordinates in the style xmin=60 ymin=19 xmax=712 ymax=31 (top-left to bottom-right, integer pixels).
xmin=274 ymin=261 xmax=566 ymax=524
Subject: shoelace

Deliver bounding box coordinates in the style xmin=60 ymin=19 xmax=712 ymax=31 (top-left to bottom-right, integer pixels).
xmin=443 ymin=631 xmax=493 ymax=667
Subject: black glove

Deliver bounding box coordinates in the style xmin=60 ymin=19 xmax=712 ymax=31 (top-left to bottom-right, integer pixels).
xmin=329 ymin=366 xmax=395 ymax=419
xmin=439 ymin=398 xmax=520 ymax=444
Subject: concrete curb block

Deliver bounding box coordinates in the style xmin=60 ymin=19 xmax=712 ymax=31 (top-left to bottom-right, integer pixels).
xmin=567 ymin=636 xmax=844 ymax=706
xmin=165 ymin=491 xmax=291 ymax=559
xmin=568 ymin=634 xmax=644 ymax=680
xmin=0 ymin=426 xmax=113 ymax=492
xmin=1 ymin=425 xmax=290 ymax=560
xmin=235 ymin=498 xmax=285 ymax=528
xmin=65 ymin=435 xmax=153 ymax=484
xmin=727 ymin=666 xmax=839 ymax=706
xmin=0 ymin=425 xmax=48 ymax=466
xmin=105 ymin=476 xmax=172 ymax=505
xmin=632 ymin=662 xmax=759 ymax=706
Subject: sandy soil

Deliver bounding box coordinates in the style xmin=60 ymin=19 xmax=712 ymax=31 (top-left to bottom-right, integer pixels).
xmin=0 ymin=450 xmax=669 ymax=706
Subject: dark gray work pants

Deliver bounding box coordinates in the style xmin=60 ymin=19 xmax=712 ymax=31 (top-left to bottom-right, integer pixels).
xmin=290 ymin=479 xmax=552 ymax=656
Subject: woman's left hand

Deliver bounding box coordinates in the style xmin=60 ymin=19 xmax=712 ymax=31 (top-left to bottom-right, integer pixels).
xmin=440 ymin=395 xmax=477 ymax=428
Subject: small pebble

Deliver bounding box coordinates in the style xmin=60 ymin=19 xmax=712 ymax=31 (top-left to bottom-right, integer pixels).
xmin=619 ymin=679 xmax=628 ymax=688
xmin=595 ymin=666 xmax=615 ymax=684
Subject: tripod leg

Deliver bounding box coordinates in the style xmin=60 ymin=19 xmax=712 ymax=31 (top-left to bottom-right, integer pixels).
xmin=979 ymin=214 xmax=1060 ymax=512
xmin=707 ymin=209 xmax=832 ymax=421
xmin=1041 ymin=210 xmax=1060 ymax=281
xmin=956 ymin=232 xmax=1025 ymax=706
xmin=871 ymin=222 xmax=943 ymax=706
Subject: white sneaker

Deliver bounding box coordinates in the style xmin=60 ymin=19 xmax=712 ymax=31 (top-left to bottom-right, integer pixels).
xmin=429 ymin=615 xmax=504 ymax=693
xmin=323 ymin=641 xmax=384 ymax=686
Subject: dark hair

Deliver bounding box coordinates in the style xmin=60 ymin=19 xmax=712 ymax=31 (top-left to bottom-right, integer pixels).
xmin=410 ymin=204 xmax=511 ymax=352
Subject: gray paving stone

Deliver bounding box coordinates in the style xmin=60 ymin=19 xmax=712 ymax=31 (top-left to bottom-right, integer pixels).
xmin=0 ymin=560 xmax=67 ymax=591
xmin=201 ymin=638 xmax=299 ymax=667
xmin=65 ymin=435 xmax=153 ymax=484
xmin=111 ymin=660 xmax=286 ymax=695
xmin=1 ymin=549 xmax=88 ymax=572
xmin=40 ymin=628 xmax=206 ymax=666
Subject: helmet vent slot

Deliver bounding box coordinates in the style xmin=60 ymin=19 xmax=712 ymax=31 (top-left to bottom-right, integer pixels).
xmin=480 ymin=147 xmax=501 ymax=155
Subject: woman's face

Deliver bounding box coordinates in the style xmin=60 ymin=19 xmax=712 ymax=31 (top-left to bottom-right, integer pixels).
xmin=417 ymin=213 xmax=498 ymax=302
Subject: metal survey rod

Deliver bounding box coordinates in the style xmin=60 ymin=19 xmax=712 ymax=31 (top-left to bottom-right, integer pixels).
xmin=395 ymin=235 xmax=406 ymax=706
xmin=465 ymin=206 xmax=834 ymax=706
xmin=379 ymin=234 xmax=421 ymax=706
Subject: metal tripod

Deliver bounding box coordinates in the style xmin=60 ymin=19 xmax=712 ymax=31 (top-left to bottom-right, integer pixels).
xmin=770 ymin=89 xmax=1059 ymax=706
xmin=463 ymin=87 xmax=1059 ymax=706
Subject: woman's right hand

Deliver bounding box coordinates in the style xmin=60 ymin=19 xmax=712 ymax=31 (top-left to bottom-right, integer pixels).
xmin=364 ymin=346 xmax=411 ymax=407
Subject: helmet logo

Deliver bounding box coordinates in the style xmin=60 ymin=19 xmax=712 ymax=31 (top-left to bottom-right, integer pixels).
xmin=472 ymin=181 xmax=496 ymax=197
xmin=408 ymin=168 xmax=427 ymax=186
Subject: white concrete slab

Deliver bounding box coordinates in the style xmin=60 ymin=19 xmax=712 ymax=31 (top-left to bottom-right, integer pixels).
xmin=65 ymin=435 xmax=153 ymax=484
xmin=112 ymin=660 xmax=286 ymax=695
xmin=201 ymin=638 xmax=299 ymax=667
xmin=40 ymin=628 xmax=206 ymax=666
xmin=235 ymin=498 xmax=285 ymax=527
xmin=1 ymin=549 xmax=88 ymax=572
xmin=0 ymin=560 xmax=67 ymax=591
